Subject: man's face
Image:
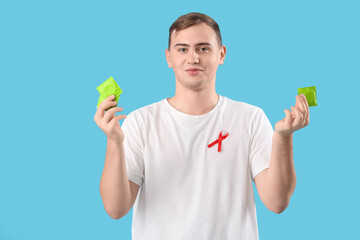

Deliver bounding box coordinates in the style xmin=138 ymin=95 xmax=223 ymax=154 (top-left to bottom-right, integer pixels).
xmin=165 ymin=23 xmax=226 ymax=91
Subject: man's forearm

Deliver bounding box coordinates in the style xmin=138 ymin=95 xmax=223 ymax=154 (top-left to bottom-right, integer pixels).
xmin=264 ymin=132 xmax=296 ymax=212
xmin=100 ymin=139 xmax=131 ymax=219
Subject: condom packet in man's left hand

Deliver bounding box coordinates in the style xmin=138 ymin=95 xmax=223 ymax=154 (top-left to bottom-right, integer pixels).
xmin=96 ymin=76 xmax=123 ymax=110
xmin=298 ymin=86 xmax=317 ymax=107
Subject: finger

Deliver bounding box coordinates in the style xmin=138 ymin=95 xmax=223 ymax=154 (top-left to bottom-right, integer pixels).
xmin=301 ymin=94 xmax=310 ymax=125
xmin=296 ymin=95 xmax=307 ymax=122
xmin=95 ymin=96 xmax=118 ymax=118
xmin=291 ymin=106 xmax=304 ymax=127
xmin=95 ymin=101 xmax=117 ymax=120
xmin=284 ymin=109 xmax=292 ymax=122
xmin=295 ymin=95 xmax=305 ymax=114
xmin=102 ymin=95 xmax=118 ymax=110
xmin=301 ymin=94 xmax=309 ymax=108
xmin=299 ymin=94 xmax=309 ymax=124
xmin=109 ymin=114 xmax=128 ymax=128
xmin=104 ymin=107 xmax=124 ymax=123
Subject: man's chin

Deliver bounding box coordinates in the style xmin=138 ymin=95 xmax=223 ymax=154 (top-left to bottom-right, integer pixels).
xmin=176 ymin=77 xmax=210 ymax=90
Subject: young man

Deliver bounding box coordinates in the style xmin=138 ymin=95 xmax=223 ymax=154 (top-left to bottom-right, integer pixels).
xmin=94 ymin=12 xmax=309 ymax=240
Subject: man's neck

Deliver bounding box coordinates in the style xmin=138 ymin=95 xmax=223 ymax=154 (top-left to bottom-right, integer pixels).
xmin=167 ymin=89 xmax=219 ymax=116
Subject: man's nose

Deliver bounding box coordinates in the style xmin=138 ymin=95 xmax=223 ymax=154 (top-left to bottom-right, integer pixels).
xmin=187 ymin=49 xmax=200 ymax=64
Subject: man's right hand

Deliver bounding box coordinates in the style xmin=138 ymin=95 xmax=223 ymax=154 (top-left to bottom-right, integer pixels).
xmin=94 ymin=95 xmax=127 ymax=143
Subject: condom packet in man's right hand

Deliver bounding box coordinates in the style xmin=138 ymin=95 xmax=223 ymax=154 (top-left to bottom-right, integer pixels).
xmin=96 ymin=76 xmax=123 ymax=110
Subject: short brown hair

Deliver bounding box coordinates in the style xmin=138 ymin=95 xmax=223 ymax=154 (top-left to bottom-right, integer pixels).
xmin=168 ymin=12 xmax=223 ymax=50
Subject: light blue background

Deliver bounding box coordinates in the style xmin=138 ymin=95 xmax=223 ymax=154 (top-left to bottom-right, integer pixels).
xmin=1 ymin=0 xmax=359 ymax=239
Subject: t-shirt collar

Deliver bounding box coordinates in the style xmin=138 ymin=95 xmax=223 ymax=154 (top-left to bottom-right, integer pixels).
xmin=162 ymin=94 xmax=224 ymax=122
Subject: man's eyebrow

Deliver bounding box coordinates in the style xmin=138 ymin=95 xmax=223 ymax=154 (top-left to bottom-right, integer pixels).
xmin=174 ymin=42 xmax=212 ymax=48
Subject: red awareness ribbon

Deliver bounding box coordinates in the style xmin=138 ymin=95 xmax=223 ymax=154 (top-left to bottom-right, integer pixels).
xmin=208 ymin=130 xmax=229 ymax=152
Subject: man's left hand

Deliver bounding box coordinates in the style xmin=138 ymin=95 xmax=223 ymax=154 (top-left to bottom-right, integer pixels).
xmin=274 ymin=94 xmax=310 ymax=136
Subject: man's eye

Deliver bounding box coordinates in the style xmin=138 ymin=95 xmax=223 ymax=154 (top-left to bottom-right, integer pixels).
xmin=178 ymin=48 xmax=208 ymax=52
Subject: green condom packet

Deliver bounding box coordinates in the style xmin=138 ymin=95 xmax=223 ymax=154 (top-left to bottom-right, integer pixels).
xmin=298 ymin=86 xmax=317 ymax=107
xmin=96 ymin=76 xmax=123 ymax=110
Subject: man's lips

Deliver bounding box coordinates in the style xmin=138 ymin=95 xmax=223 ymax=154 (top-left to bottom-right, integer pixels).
xmin=186 ymin=69 xmax=202 ymax=76
xmin=186 ymin=68 xmax=203 ymax=71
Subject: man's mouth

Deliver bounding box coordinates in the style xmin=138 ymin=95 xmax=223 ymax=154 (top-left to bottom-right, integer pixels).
xmin=186 ymin=69 xmax=202 ymax=76
xmin=186 ymin=68 xmax=203 ymax=76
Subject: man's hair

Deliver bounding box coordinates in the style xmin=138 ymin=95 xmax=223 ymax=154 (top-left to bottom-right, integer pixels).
xmin=168 ymin=12 xmax=222 ymax=51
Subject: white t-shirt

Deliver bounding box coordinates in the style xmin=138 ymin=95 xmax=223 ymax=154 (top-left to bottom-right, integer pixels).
xmin=121 ymin=95 xmax=274 ymax=240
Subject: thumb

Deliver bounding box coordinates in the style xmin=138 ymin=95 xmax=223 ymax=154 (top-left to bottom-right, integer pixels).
xmin=284 ymin=109 xmax=292 ymax=122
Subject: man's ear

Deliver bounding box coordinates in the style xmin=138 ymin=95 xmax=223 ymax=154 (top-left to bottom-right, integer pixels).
xmin=219 ymin=45 xmax=227 ymax=65
xmin=165 ymin=49 xmax=172 ymax=68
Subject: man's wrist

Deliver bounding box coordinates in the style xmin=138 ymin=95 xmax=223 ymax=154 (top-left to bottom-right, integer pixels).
xmin=107 ymin=136 xmax=124 ymax=145
xmin=274 ymin=131 xmax=293 ymax=140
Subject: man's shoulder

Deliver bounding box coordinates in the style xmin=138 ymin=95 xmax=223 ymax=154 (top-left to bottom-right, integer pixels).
xmin=223 ymin=95 xmax=263 ymax=115
xmin=127 ymin=98 xmax=164 ymax=119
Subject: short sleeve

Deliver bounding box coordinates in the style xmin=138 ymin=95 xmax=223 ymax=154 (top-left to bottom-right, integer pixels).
xmin=249 ymin=108 xmax=274 ymax=179
xmin=121 ymin=112 xmax=145 ymax=187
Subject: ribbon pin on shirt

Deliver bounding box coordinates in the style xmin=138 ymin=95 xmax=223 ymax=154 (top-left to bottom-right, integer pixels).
xmin=208 ymin=130 xmax=229 ymax=152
